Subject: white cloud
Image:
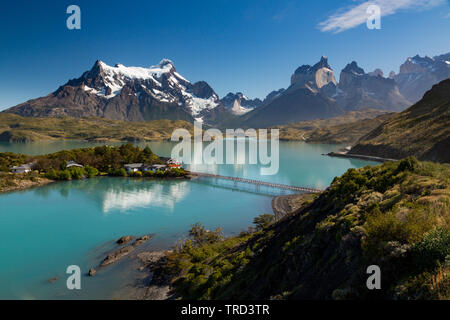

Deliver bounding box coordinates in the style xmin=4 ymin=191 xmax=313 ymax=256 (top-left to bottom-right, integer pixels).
xmin=318 ymin=0 xmax=446 ymax=33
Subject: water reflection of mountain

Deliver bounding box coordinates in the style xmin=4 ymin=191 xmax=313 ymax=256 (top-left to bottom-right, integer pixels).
xmin=32 ymin=178 xmax=190 ymax=214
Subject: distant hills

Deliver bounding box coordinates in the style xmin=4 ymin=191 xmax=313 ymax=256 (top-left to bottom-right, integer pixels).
xmin=350 ymin=78 xmax=450 ymax=163
xmin=3 ymin=53 xmax=450 ymax=127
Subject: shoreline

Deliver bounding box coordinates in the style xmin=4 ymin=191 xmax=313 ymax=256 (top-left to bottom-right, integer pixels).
xmin=325 ymin=151 xmax=397 ymax=163
xmin=0 ymin=174 xmax=54 ymax=194
xmin=0 ymin=174 xmax=191 ymax=195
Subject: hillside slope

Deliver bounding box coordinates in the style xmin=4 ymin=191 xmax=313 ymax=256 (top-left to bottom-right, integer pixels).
xmin=165 ymin=158 xmax=450 ymax=300
xmin=349 ymin=79 xmax=450 ymax=163
xmin=276 ymin=109 xmax=392 ymax=144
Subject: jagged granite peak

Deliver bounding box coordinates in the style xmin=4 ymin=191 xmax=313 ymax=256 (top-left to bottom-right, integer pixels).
xmin=263 ymin=89 xmax=285 ymax=104
xmin=342 ymin=61 xmax=365 ymax=76
xmin=291 ymin=56 xmax=337 ymax=91
xmin=368 ymin=69 xmax=384 ymax=78
xmin=335 ymin=61 xmax=410 ymax=111
xmin=4 ymin=59 xmax=222 ymax=123
xmin=220 ymin=92 xmax=262 ymax=115
xmin=395 ymin=52 xmax=450 ymax=103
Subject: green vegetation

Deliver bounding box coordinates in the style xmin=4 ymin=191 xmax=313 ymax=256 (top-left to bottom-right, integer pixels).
xmin=0 ymin=144 xmax=187 ymax=192
xmin=275 ymin=109 xmax=391 ymax=144
xmin=166 ymin=157 xmax=449 ymax=300
xmin=350 ymin=79 xmax=450 ymax=163
xmin=0 ymin=113 xmax=193 ymax=142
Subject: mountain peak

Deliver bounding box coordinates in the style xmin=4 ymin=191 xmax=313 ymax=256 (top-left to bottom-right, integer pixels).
xmin=314 ymin=56 xmax=330 ymax=69
xmin=342 ymin=61 xmax=365 ymax=75
xmin=157 ymin=58 xmax=175 ymax=69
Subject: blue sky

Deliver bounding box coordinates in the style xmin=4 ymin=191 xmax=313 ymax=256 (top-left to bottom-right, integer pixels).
xmin=0 ymin=0 xmax=449 ymax=110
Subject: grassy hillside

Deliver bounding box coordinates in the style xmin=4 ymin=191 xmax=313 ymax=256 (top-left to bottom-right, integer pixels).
xmin=277 ymin=109 xmax=392 ymax=144
xmin=0 ymin=114 xmax=193 ymax=142
xmin=165 ymin=158 xmax=449 ymax=300
xmin=350 ymin=79 xmax=450 ymax=163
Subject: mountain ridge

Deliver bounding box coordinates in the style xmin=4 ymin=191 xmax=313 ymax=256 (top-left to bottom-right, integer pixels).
xmin=349 ymin=78 xmax=450 ymax=163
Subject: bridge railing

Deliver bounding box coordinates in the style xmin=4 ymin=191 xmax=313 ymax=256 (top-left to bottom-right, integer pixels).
xmin=189 ymin=172 xmax=323 ymax=194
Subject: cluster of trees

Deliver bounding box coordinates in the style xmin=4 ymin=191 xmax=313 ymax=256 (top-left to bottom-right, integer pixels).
xmin=128 ymin=167 xmax=186 ymax=178
xmin=33 ymin=144 xmax=161 ymax=173
xmin=1 ymin=144 xmax=186 ymax=181
xmin=45 ymin=166 xmax=99 ymax=181
xmin=0 ymin=152 xmax=27 ymax=172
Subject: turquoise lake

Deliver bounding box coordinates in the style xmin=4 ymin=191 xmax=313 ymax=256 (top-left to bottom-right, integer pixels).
xmin=0 ymin=141 xmax=378 ymax=299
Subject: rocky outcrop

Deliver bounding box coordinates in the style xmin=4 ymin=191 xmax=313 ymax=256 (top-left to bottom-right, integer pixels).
xmin=100 ymin=246 xmax=136 ymax=267
xmin=99 ymin=234 xmax=153 ymax=267
xmin=117 ymin=236 xmax=134 ymax=245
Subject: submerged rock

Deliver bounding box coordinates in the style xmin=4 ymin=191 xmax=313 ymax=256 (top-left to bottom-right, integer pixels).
xmin=88 ymin=268 xmax=96 ymax=276
xmin=100 ymin=246 xmax=135 ymax=267
xmin=117 ymin=236 xmax=135 ymax=245
xmin=132 ymin=235 xmax=152 ymax=247
xmin=48 ymin=277 xmax=58 ymax=284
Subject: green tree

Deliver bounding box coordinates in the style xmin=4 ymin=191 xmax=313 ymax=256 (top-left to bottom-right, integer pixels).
xmin=253 ymin=214 xmax=275 ymax=230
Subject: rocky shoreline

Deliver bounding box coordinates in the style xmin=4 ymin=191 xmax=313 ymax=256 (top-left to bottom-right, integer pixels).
xmin=0 ymin=173 xmax=54 ymax=193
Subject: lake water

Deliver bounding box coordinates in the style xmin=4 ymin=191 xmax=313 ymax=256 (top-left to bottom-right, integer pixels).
xmin=0 ymin=141 xmax=378 ymax=299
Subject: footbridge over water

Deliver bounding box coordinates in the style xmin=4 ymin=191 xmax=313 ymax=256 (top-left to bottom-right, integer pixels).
xmin=189 ymin=172 xmax=323 ymax=194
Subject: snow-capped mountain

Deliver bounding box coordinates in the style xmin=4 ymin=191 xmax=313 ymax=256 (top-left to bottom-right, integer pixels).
xmin=5 ymin=59 xmax=222 ymax=123
xmin=220 ymin=92 xmax=262 ymax=115
xmin=394 ymin=53 xmax=450 ymax=103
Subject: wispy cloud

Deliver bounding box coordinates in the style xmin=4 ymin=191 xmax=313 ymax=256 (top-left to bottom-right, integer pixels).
xmin=318 ymin=0 xmax=446 ymax=33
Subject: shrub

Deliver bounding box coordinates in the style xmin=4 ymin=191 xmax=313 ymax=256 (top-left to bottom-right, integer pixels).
xmin=411 ymin=228 xmax=450 ymax=270
xmin=69 ymin=167 xmax=84 ymax=180
xmin=189 ymin=223 xmax=223 ymax=246
xmin=253 ymin=214 xmax=275 ymax=230
xmin=84 ymin=165 xmax=99 ymax=178
xmin=108 ymin=168 xmax=127 ymax=177
xmin=143 ymin=170 xmax=155 ymax=177
xmin=130 ymin=171 xmax=143 ymax=177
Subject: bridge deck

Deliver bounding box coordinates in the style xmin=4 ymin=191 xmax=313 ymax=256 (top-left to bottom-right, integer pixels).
xmin=190 ymin=172 xmax=323 ymax=193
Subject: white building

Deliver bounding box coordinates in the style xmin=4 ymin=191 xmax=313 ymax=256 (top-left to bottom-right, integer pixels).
xmin=11 ymin=164 xmax=32 ymax=174
xmin=67 ymin=161 xmax=84 ymax=168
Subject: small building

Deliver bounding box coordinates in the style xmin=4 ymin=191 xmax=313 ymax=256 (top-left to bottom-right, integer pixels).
xmin=140 ymin=164 xmax=168 ymax=173
xmin=151 ymin=164 xmax=168 ymax=172
xmin=67 ymin=161 xmax=84 ymax=168
xmin=124 ymin=163 xmax=143 ymax=174
xmin=11 ymin=164 xmax=32 ymax=174
xmin=166 ymin=158 xmax=182 ymax=168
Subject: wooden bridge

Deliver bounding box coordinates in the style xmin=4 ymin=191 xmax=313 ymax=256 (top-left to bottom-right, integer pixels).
xmin=190 ymin=172 xmax=323 ymax=194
